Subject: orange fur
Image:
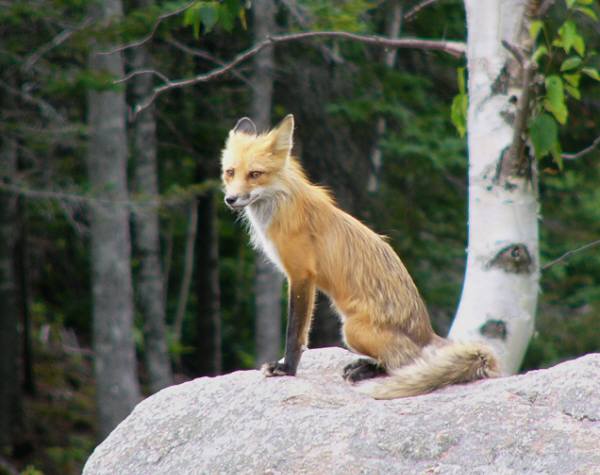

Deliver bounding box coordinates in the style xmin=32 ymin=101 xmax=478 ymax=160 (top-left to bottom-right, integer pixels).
xmin=221 ymin=115 xmax=499 ymax=397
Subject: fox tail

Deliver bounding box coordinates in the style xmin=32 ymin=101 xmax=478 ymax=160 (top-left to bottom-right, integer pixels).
xmin=369 ymin=342 xmax=500 ymax=399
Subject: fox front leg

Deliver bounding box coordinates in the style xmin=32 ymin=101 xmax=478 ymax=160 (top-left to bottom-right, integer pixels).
xmin=262 ymin=279 xmax=316 ymax=377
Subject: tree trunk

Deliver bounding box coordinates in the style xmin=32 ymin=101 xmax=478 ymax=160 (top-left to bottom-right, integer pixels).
xmin=251 ymin=0 xmax=284 ymax=366
xmin=367 ymin=0 xmax=403 ymax=193
xmin=173 ymin=199 xmax=198 ymax=347
xmin=130 ymin=0 xmax=173 ymax=393
xmin=194 ymin=189 xmax=222 ymax=376
xmin=87 ymin=0 xmax=141 ymax=438
xmin=449 ymin=0 xmax=538 ymax=374
xmin=16 ymin=197 xmax=34 ymax=395
xmin=0 ymin=133 xmax=22 ymax=448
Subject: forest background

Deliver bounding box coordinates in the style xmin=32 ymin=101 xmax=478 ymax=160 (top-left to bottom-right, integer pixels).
xmin=0 ymin=0 xmax=599 ymax=474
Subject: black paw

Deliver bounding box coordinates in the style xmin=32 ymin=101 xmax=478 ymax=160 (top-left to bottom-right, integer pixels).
xmin=343 ymin=359 xmax=386 ymax=383
xmin=261 ymin=361 xmax=295 ymax=377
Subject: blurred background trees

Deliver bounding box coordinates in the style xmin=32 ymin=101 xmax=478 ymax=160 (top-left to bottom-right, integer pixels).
xmin=0 ymin=0 xmax=598 ymax=473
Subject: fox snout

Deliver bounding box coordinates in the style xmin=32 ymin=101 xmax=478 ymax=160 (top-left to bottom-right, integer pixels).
xmin=224 ymin=193 xmax=251 ymax=210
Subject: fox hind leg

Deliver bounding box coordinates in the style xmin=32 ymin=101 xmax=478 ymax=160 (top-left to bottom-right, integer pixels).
xmin=343 ymin=358 xmax=386 ymax=383
xmin=342 ymin=314 xmax=423 ymax=381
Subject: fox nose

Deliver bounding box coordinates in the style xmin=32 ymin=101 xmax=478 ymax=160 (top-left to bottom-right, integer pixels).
xmin=225 ymin=195 xmax=238 ymax=206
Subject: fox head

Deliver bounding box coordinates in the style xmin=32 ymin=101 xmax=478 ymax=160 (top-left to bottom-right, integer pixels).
xmin=221 ymin=114 xmax=294 ymax=210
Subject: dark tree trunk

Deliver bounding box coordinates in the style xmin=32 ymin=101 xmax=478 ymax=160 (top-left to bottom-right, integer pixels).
xmin=87 ymin=0 xmax=141 ymax=438
xmin=251 ymin=0 xmax=284 ymax=366
xmin=130 ymin=0 xmax=173 ymax=393
xmin=367 ymin=0 xmax=403 ymax=192
xmin=309 ymin=294 xmax=342 ymax=348
xmin=194 ymin=188 xmax=222 ymax=376
xmin=0 ymin=133 xmax=22 ymax=448
xmin=16 ymin=197 xmax=34 ymax=395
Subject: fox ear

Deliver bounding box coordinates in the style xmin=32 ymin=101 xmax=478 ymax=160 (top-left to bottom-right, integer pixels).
xmin=231 ymin=117 xmax=257 ymax=136
xmin=271 ymin=114 xmax=294 ymax=155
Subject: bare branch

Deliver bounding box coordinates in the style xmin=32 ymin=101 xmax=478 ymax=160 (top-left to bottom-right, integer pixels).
xmin=0 ymin=79 xmax=65 ymax=123
xmin=115 ymin=68 xmax=171 ymax=85
xmin=502 ymin=40 xmax=536 ymax=167
xmin=536 ymin=0 xmax=556 ymax=18
xmin=404 ymin=0 xmax=440 ymax=22
xmin=501 ymin=39 xmax=526 ymax=65
xmin=22 ymin=17 xmax=93 ymax=71
xmin=562 ymin=135 xmax=600 ymax=161
xmin=542 ymin=238 xmax=600 ymax=270
xmin=128 ymin=31 xmax=466 ymax=116
xmin=280 ymin=0 xmax=345 ymax=63
xmin=0 ymin=179 xmax=219 ymax=211
xmin=99 ymin=1 xmax=196 ymax=55
xmin=164 ymin=37 xmax=251 ymax=85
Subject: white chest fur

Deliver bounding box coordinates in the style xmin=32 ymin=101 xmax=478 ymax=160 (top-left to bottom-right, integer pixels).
xmin=245 ymin=203 xmax=285 ymax=274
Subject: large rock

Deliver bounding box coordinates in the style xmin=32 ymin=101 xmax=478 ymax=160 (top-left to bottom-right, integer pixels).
xmin=84 ymin=348 xmax=600 ymax=475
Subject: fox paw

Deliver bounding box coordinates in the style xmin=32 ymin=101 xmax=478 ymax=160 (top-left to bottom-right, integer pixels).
xmin=261 ymin=361 xmax=295 ymax=377
xmin=343 ymin=359 xmax=386 ymax=383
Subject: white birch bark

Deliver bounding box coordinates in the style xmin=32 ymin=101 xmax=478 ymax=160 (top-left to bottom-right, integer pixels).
xmin=449 ymin=0 xmax=539 ymax=374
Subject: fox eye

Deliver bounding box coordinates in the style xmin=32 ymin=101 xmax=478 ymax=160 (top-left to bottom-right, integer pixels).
xmin=248 ymin=170 xmax=264 ymax=179
xmin=225 ymin=169 xmax=234 ymax=178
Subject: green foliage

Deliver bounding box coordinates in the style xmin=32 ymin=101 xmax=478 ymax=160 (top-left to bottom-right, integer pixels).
xmin=298 ymin=0 xmax=376 ymax=32
xmin=20 ymin=467 xmax=44 ymax=475
xmin=544 ymin=75 xmax=568 ymax=124
xmin=450 ymin=67 xmax=468 ymax=137
xmin=183 ymin=0 xmax=247 ymax=38
xmin=530 ymin=113 xmax=559 ymax=159
xmin=528 ymin=0 xmax=600 ymax=165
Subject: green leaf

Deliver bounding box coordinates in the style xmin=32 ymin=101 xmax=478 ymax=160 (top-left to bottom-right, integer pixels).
xmin=564 ymin=84 xmax=581 ymax=100
xmin=219 ymin=0 xmax=240 ymax=31
xmin=582 ymin=67 xmax=600 ymax=81
xmin=575 ymin=6 xmax=598 ymax=20
xmin=199 ymin=2 xmax=218 ymax=33
xmin=183 ymin=3 xmax=202 ymax=39
xmin=545 ymin=76 xmax=565 ymax=108
xmin=558 ymin=21 xmax=578 ymax=53
xmin=544 ymin=75 xmax=568 ymax=124
xmin=451 ymin=93 xmax=467 ymax=138
xmin=573 ymin=35 xmax=585 ymax=56
xmin=576 ymin=0 xmax=594 ymax=5
xmin=544 ymin=99 xmax=568 ymax=124
xmin=456 ymin=67 xmax=466 ymax=94
xmin=238 ymin=7 xmax=247 ymax=30
xmin=551 ymin=142 xmax=564 ymax=171
xmin=450 ymin=67 xmax=467 ymax=137
xmin=563 ymin=73 xmax=581 ymax=87
xmin=529 ymin=113 xmax=558 ymax=159
xmin=565 ymin=0 xmax=577 ymax=7
xmin=560 ymin=56 xmax=582 ymax=71
xmin=530 ymin=20 xmax=544 ymax=40
xmin=533 ymin=45 xmax=548 ymax=63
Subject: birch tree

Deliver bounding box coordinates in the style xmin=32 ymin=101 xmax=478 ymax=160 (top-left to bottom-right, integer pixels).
xmin=449 ymin=0 xmax=539 ymax=373
xmin=87 ymin=0 xmax=141 ymax=437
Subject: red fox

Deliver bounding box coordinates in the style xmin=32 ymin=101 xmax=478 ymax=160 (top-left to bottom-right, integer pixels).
xmin=221 ymin=114 xmax=499 ymax=398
